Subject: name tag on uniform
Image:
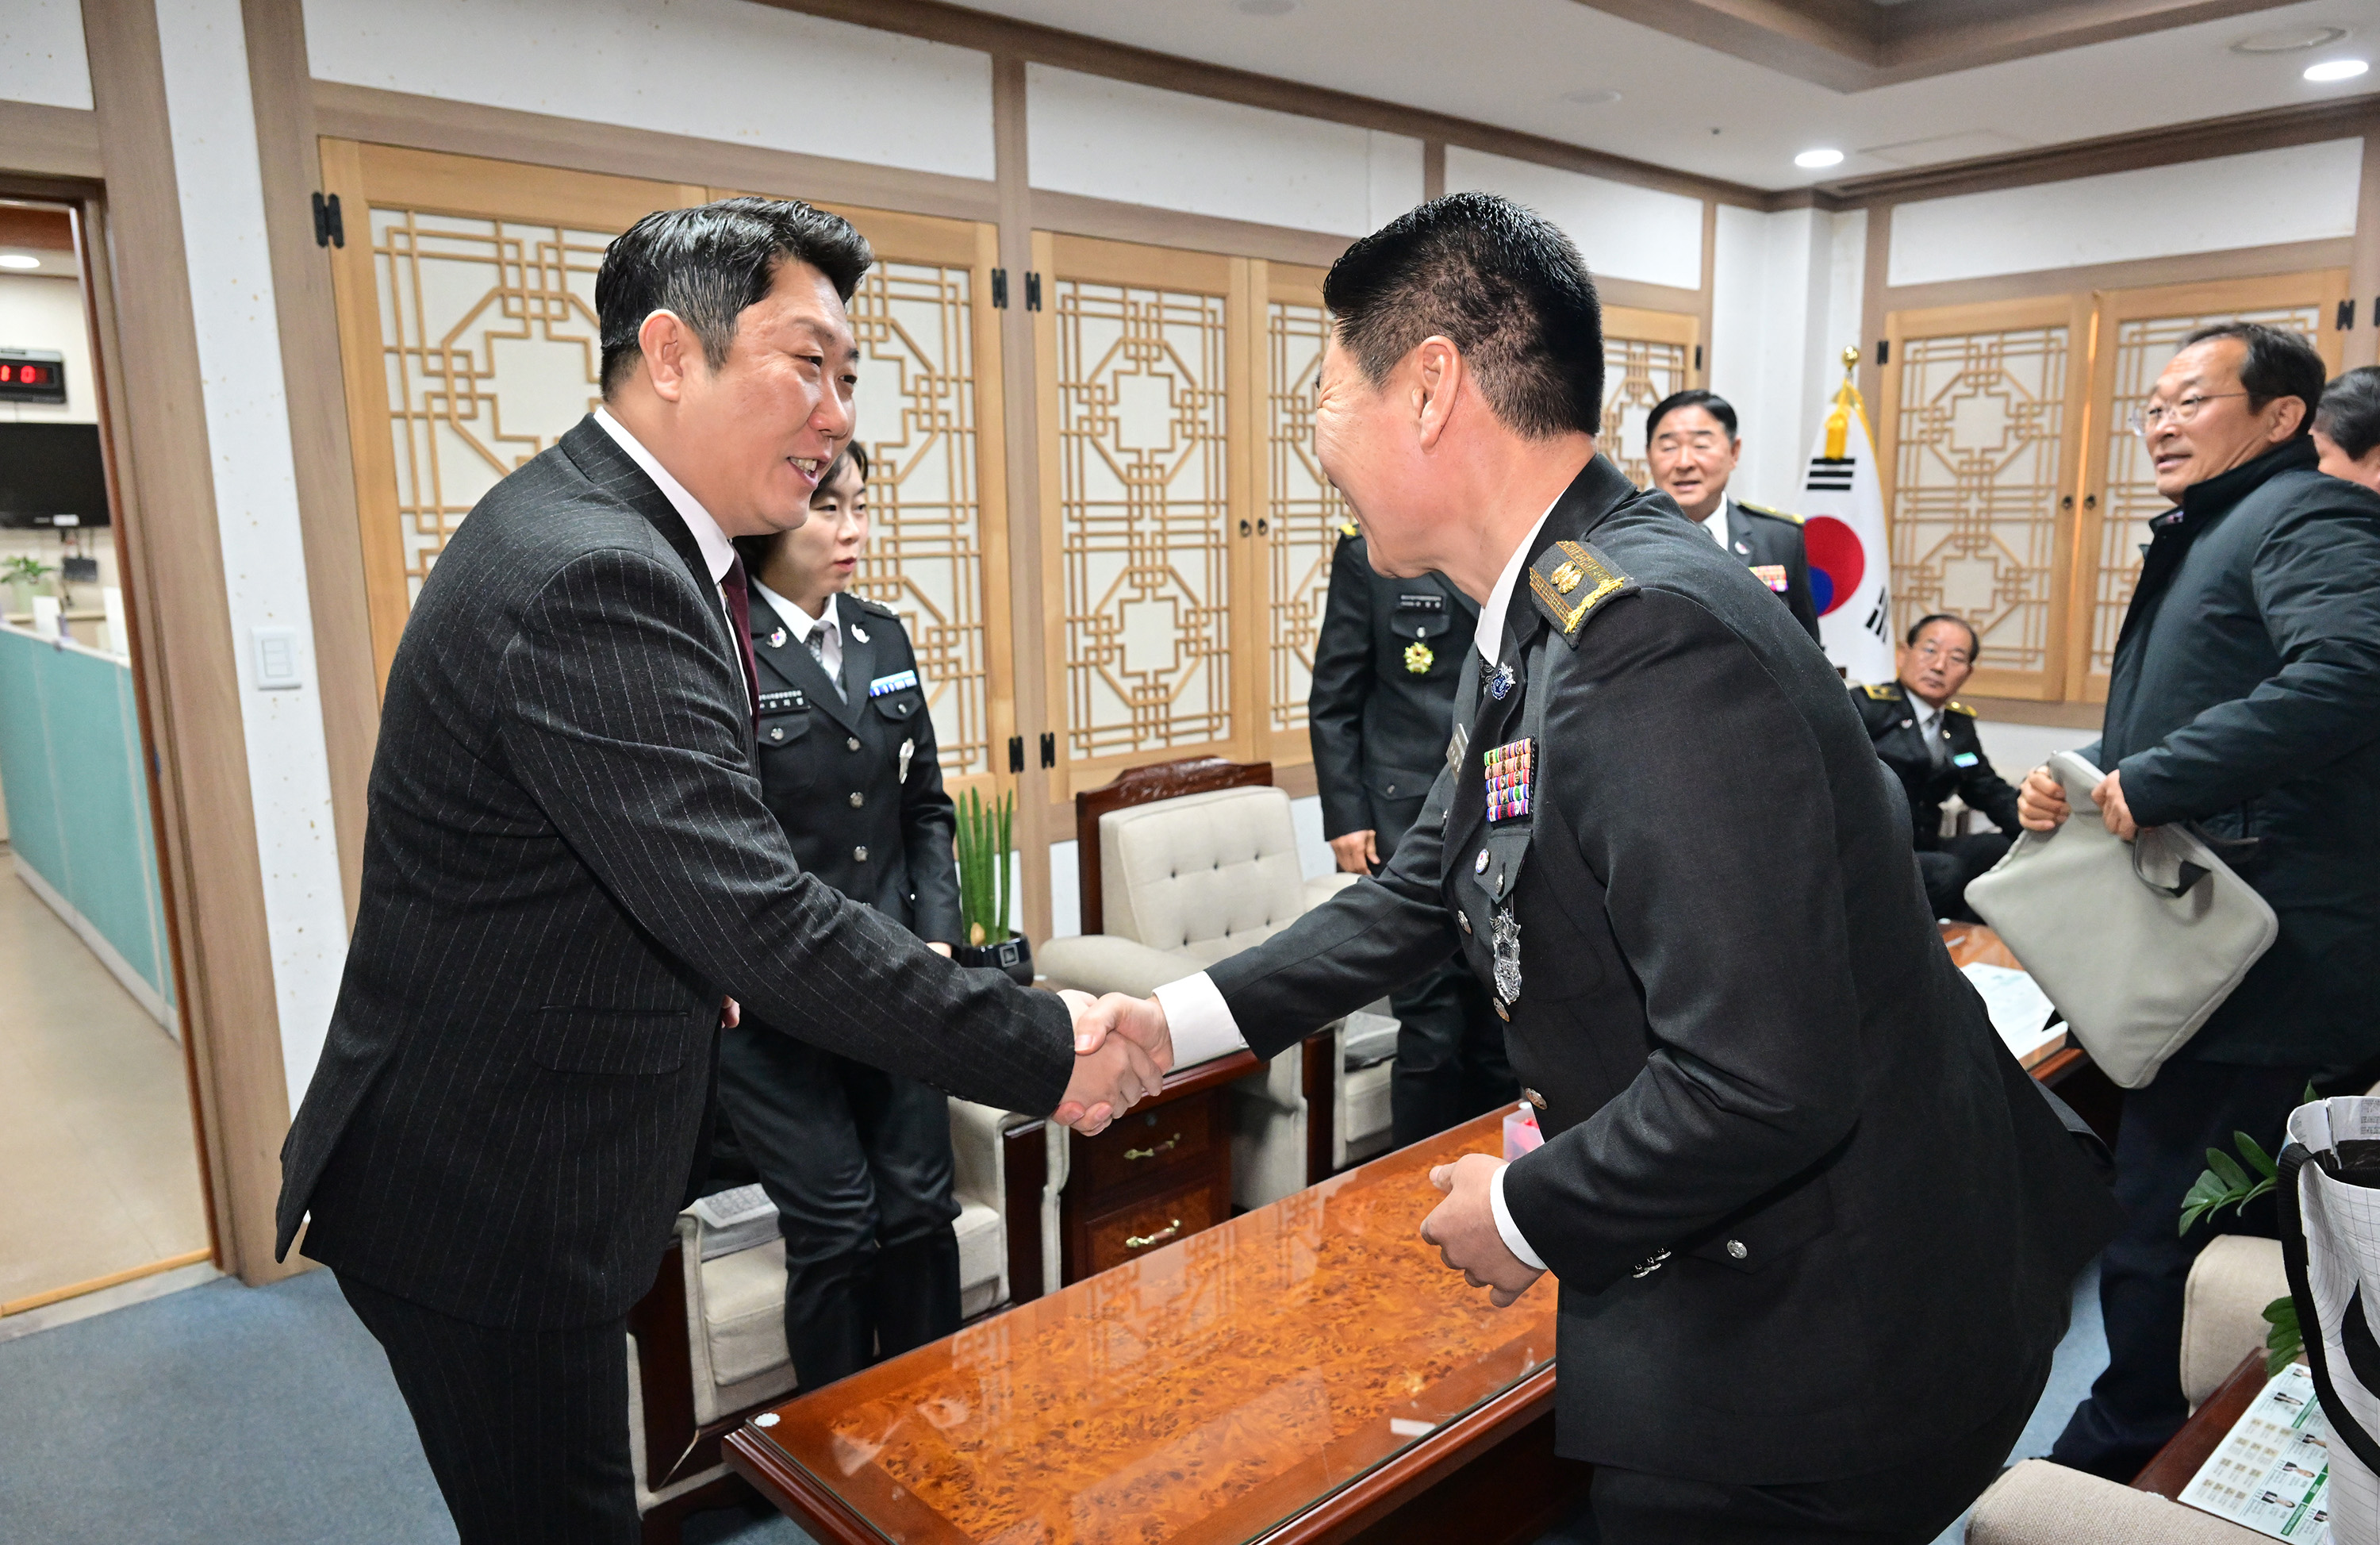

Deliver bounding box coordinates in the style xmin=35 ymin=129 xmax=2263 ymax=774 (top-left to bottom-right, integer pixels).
xmin=1953 ymin=751 xmax=1979 ymax=768
xmin=1484 ymin=737 xmax=1534 ymax=823
xmin=1395 ymin=593 xmax=1446 ymax=613
xmin=757 ymin=689 xmax=806 ymax=712
xmin=1749 ymin=563 xmax=1790 ymax=593
xmin=867 ymin=669 xmax=919 ymax=698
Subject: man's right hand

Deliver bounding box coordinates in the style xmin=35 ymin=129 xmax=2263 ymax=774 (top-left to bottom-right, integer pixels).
xmin=1051 ymin=991 xmax=1171 ymax=1136
xmin=2017 ymin=765 xmax=2071 ymax=832
xmin=1329 ymin=829 xmax=1380 ymax=874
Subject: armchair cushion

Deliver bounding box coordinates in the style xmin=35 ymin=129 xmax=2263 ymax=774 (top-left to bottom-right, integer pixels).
xmin=1102 ymin=786 xmax=1311 ymax=959
xmin=2181 ymin=1235 xmax=2286 ymax=1410
xmin=1966 ymin=1459 xmax=2262 ymax=1543
xmin=1036 ymin=933 xmax=1205 ymax=998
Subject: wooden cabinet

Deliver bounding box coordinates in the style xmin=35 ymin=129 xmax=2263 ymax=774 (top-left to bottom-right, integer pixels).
xmin=1057 ymin=1059 xmax=1244 ymax=1285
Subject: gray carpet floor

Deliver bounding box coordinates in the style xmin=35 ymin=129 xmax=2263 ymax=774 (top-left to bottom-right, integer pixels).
xmin=0 ymin=1262 xmax=2106 ymax=1543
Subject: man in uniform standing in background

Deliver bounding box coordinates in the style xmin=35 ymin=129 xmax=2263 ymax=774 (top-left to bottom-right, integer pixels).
xmin=1309 ymin=521 xmax=1515 ymax=1147
xmin=1645 ymin=388 xmax=1821 ymax=642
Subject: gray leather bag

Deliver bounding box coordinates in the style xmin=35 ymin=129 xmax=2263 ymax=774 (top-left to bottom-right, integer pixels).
xmin=1966 ymin=750 xmax=2278 ymax=1089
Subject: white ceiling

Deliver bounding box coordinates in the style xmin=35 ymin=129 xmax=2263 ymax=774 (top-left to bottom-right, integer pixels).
xmin=950 ymin=0 xmax=2380 ymax=190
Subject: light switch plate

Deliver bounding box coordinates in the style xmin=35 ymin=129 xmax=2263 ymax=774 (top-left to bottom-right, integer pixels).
xmin=252 ymin=625 xmax=301 ymax=690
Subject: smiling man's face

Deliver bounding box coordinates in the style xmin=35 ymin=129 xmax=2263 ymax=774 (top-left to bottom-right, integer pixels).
xmin=2144 ymin=336 xmax=2301 ymax=502
xmin=672 ymin=258 xmax=859 ymax=536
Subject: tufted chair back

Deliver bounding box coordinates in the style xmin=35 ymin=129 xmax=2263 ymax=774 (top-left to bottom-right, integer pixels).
xmin=1100 ymin=786 xmax=1310 ymax=965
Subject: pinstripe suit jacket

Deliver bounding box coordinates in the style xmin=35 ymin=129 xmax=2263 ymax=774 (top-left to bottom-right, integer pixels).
xmin=277 ymin=417 xmax=1073 ymax=1328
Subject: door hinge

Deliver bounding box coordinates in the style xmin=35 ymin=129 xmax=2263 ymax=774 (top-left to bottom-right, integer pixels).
xmin=1007 ymin=734 xmax=1023 ymax=773
xmin=1025 ymin=272 xmax=1042 ymax=312
xmin=1875 ymin=339 xmax=1889 ymax=365
xmin=1038 ymin=731 xmax=1055 ymax=768
xmin=1693 ymin=344 xmax=1702 ymax=371
xmin=991 ymin=268 xmax=1008 ymax=309
xmin=312 ymin=191 xmax=344 ymax=249
xmin=2340 ymin=298 xmax=2357 ymax=331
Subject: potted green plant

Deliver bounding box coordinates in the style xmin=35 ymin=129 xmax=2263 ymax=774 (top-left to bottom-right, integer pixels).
xmin=2179 ymin=1082 xmax=2317 ymax=1375
xmin=951 ymin=787 xmax=1032 ymax=985
xmin=2 ymin=555 xmax=54 ymax=618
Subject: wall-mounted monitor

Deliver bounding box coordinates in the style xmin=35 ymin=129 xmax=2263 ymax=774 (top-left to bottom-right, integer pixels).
xmin=0 ymin=423 xmax=110 ymax=528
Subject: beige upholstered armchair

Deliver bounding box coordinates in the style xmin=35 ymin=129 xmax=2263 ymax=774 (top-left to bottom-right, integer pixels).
xmin=1965 ymin=1234 xmax=2289 ymax=1545
xmin=1035 ymin=759 xmax=1395 ymax=1211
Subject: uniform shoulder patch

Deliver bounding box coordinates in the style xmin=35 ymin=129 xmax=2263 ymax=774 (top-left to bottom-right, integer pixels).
xmin=1946 ymin=699 xmax=1977 ymax=717
xmin=1860 ymin=682 xmax=1904 ymax=701
xmin=1529 ymin=540 xmax=1635 ymax=646
xmin=1338 ymin=521 xmax=1361 ymax=539
xmin=1738 ymin=502 xmax=1805 ymax=526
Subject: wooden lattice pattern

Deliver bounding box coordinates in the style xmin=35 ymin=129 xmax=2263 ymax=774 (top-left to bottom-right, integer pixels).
xmin=1600 ymin=334 xmax=1692 ymax=489
xmin=1052 ymin=279 xmax=1234 ymax=762
xmin=1890 ymin=326 xmax=2071 ymax=678
xmin=1265 ymin=301 xmax=1343 ymax=739
xmin=2088 ymin=303 xmax=2320 ymax=678
xmin=371 ymin=209 xmax=608 ymax=597
xmin=844 ymin=259 xmax=993 ymax=776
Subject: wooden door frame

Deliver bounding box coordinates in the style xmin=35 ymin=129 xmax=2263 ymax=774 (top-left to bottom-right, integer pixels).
xmin=1249 ymin=259 xmax=1332 ymax=784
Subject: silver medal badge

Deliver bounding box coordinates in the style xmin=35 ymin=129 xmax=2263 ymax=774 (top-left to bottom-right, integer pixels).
xmin=1491 ymin=906 xmax=1522 ymax=1004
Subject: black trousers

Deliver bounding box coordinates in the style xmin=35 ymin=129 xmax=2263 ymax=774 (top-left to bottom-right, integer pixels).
xmin=2051 ymin=1059 xmax=2316 ymax=1480
xmin=1915 ymin=832 xmax=2011 ymax=922
xmin=717 ymin=1018 xmax=961 ymax=1392
xmin=1579 ymin=1350 xmax=2048 ymax=1543
xmin=1376 ymin=791 xmax=1518 ymax=1148
xmin=336 ymin=1272 xmax=637 ymax=1545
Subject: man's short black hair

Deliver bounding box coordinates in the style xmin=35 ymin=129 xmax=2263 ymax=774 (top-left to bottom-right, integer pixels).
xmin=1906 ymin=613 xmax=1979 ymax=658
xmin=2180 ymin=321 xmax=2324 ymax=440
xmin=1322 ymin=191 xmax=1603 ymax=440
xmin=1645 ymin=389 xmax=1738 ymax=449
xmin=596 ymin=197 xmax=873 ymax=395
xmin=2317 ymin=365 xmax=2380 ymax=459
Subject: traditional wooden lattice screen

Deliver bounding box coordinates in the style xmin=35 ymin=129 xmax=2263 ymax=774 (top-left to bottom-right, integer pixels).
xmin=1600 ymin=306 xmax=1702 ymax=489
xmin=1260 ymin=270 xmax=1341 ymax=762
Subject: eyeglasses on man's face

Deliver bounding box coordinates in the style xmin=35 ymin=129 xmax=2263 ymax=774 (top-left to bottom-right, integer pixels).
xmin=1910 ymin=640 xmax=1972 ymax=667
xmin=2125 ymin=391 xmax=2248 ymax=438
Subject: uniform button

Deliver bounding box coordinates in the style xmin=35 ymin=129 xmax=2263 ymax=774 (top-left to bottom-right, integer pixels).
xmin=767 ymin=727 xmax=784 ymax=743
xmin=846 ymin=736 xmax=862 ymax=751
xmin=1385 ymin=782 xmax=1397 ymax=795
xmin=848 ymin=791 xmax=864 ymax=809
xmin=1458 ymin=912 xmax=1472 ymax=934
xmin=854 ymin=845 xmax=869 ymax=862
xmin=1726 ymin=1239 xmax=1749 ymax=1261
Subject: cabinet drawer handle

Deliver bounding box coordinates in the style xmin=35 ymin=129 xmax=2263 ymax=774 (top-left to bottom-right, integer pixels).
xmin=1124 ymin=1220 xmax=1183 ymax=1250
xmin=1123 ymin=1134 xmax=1181 ymax=1161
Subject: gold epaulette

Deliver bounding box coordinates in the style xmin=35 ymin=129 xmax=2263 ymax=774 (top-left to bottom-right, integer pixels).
xmin=1738 ymin=502 xmax=1805 ymax=526
xmin=1338 ymin=521 xmax=1361 ymax=538
xmin=1529 ymin=540 xmax=1635 ymax=646
xmin=1861 ymin=682 xmax=1903 ymax=701
xmin=1947 ymin=699 xmax=1977 ymax=717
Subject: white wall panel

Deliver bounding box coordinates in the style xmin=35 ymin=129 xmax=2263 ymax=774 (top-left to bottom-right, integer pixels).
xmin=0 ymin=1 xmax=90 ymax=111
xmin=1444 ymin=146 xmax=1703 ymax=290
xmin=304 ymin=0 xmax=995 ymax=181
xmin=158 ymin=0 xmax=347 ymax=1106
xmin=1027 ymin=65 xmax=1420 ymax=237
xmin=1890 ymin=140 xmax=2363 ymax=287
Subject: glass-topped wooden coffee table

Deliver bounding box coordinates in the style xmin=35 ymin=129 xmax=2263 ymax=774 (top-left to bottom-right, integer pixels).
xmin=726 ymin=1109 xmax=1578 ymax=1545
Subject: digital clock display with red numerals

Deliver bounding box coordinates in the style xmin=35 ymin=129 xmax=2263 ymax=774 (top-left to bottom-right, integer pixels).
xmin=0 ymin=352 xmax=66 ymax=403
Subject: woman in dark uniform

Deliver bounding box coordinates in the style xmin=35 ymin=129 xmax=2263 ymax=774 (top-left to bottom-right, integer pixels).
xmin=720 ymin=444 xmax=966 ymax=1388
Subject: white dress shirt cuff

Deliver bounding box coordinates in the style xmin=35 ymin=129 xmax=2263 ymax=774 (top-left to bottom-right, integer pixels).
xmin=1490 ymin=1161 xmax=1549 ymax=1272
xmin=1150 ymin=972 xmax=1250 ymax=1068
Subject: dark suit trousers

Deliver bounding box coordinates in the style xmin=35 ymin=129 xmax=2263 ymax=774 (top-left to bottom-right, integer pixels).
xmin=336 ymin=1272 xmax=636 ymax=1545
xmin=1376 ymin=791 xmax=1517 ymax=1147
xmin=2052 ymin=1059 xmax=2315 ymax=1480
xmin=718 ymin=1019 xmax=961 ymax=1391
xmin=1915 ymin=832 xmax=2011 ymax=922
xmin=1580 ymin=1349 xmax=2048 ymax=1543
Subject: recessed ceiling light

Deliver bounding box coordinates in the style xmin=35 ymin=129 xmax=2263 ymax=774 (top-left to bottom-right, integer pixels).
xmin=2234 ymin=25 xmax=2347 ymax=55
xmin=0 ymin=255 xmax=40 ymax=271
xmin=2305 ymin=57 xmax=2370 ymax=81
xmin=1795 ymin=148 xmax=1845 ymax=170
xmin=1560 ymin=88 xmax=1623 ymax=107
xmin=1234 ymin=0 xmax=1295 ymax=14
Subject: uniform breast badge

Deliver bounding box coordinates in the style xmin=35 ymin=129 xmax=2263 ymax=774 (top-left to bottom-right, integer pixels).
xmin=1486 ymin=659 xmax=1516 ymax=701
xmin=1403 ymin=639 xmax=1434 ymax=674
xmin=850 ymin=623 xmax=869 ymax=644
xmin=1491 ymin=906 xmax=1522 ymax=1005
xmin=1484 ymin=737 xmax=1534 ymax=823
xmin=867 ymin=669 xmax=919 ymax=698
xmin=1749 ymin=563 xmax=1789 ymax=593
xmin=767 ymin=626 xmax=788 ymax=648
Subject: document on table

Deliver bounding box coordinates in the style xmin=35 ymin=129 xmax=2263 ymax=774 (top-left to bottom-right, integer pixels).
xmin=2180 ymin=1361 xmax=2333 ymax=1542
xmin=1958 ymin=963 xmax=2064 ymax=1067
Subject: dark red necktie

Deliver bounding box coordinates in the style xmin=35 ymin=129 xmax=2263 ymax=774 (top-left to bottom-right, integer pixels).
xmin=719 ymin=555 xmax=761 ymax=729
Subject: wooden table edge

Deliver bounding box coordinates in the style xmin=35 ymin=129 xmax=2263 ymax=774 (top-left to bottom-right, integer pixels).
xmin=2129 ymin=1350 xmax=2269 ymax=1501
xmin=727 ymin=1424 xmax=889 ymax=1545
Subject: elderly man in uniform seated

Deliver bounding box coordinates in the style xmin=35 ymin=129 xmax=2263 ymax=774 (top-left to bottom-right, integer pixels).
xmin=1852 ymin=612 xmax=2022 ymax=920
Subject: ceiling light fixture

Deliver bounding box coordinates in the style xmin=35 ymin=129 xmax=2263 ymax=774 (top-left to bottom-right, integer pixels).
xmin=2232 ymin=25 xmax=2347 ymax=55
xmin=0 ymin=255 xmax=40 ymax=271
xmin=1560 ymin=88 xmax=1623 ymax=107
xmin=1795 ymin=148 xmax=1845 ymax=170
xmin=2305 ymin=57 xmax=2370 ymax=81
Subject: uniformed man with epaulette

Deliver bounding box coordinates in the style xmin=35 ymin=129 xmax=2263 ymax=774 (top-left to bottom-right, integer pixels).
xmin=1309 ymin=517 xmax=1515 ymax=1147
xmin=1083 ymin=193 xmax=2115 ymax=1540
xmin=1644 ymin=388 xmax=1823 ymax=642
xmin=1852 ymin=611 xmax=2023 ymax=922
xmin=716 ymin=444 xmax=972 ymax=1391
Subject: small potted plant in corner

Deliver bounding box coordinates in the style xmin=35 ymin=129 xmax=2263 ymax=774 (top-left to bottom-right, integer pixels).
xmin=951 ymin=786 xmax=1033 ymax=986
xmin=2 ymin=555 xmax=54 ymax=620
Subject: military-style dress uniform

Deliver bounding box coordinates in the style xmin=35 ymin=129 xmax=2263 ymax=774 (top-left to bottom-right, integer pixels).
xmin=1308 ymin=524 xmax=1514 ymax=1146
xmin=1200 ymin=455 xmax=2116 ymax=1535
xmin=716 ymin=586 xmax=965 ymax=1390
xmin=1852 ymin=681 xmax=2023 ymax=922
xmin=1706 ymin=498 xmax=1821 ymax=644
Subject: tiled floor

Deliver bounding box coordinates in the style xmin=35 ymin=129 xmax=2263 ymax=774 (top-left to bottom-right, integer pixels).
xmin=0 ymin=863 xmax=208 ymax=1308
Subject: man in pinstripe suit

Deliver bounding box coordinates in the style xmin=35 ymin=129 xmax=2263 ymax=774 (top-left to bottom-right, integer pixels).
xmin=276 ymin=200 xmax=1166 ymax=1543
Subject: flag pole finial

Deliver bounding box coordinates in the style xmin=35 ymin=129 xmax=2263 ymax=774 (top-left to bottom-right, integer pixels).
xmin=1841 ymin=344 xmax=1860 ymax=375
